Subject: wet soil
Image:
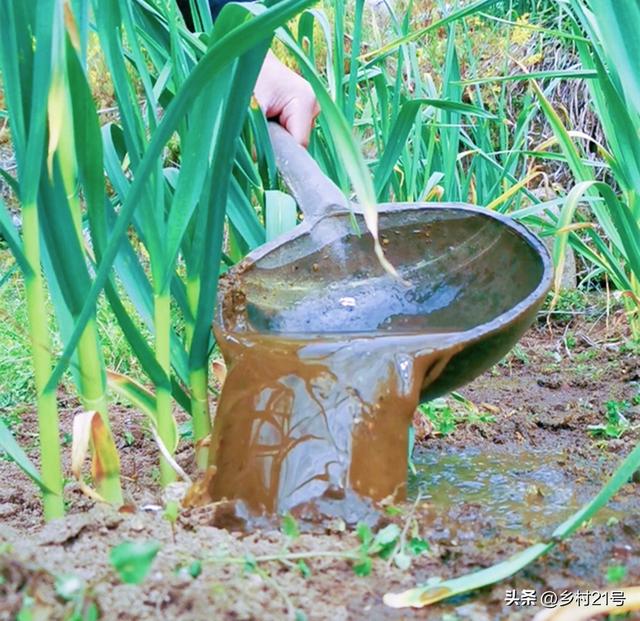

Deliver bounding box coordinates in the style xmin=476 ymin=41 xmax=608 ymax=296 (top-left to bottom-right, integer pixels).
xmin=2 ymin=309 xmax=640 ymax=620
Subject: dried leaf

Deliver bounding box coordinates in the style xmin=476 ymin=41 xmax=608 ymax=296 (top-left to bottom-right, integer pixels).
xmin=71 ymin=411 xmax=120 ymax=502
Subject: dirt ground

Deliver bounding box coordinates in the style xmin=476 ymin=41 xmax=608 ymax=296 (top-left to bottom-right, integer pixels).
xmin=2 ymin=303 xmax=640 ymax=620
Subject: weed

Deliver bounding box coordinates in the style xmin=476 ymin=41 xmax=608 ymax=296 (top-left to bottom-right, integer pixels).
xmin=621 ymin=341 xmax=640 ymax=356
xmin=564 ymin=331 xmax=577 ymax=350
xmin=281 ymin=513 xmax=301 ymax=540
xmin=109 ymin=540 xmax=161 ymax=585
xmin=510 ymin=344 xmax=531 ymax=365
xmin=55 ymin=574 xmax=99 ymax=621
xmin=176 ymin=559 xmax=202 ymax=580
xmin=605 ymin=564 xmax=627 ymax=584
xmin=542 ymin=290 xmax=591 ymax=315
xmin=574 ymin=349 xmax=598 ymax=363
xmin=163 ymin=501 xmax=180 ymax=542
xmin=354 ymin=504 xmax=430 ymax=574
xmin=418 ymin=400 xmax=457 ymax=436
xmin=0 ymin=408 xmax=21 ymax=432
xmin=588 ymin=400 xmax=631 ymax=439
xmin=418 ymin=397 xmax=495 ymax=436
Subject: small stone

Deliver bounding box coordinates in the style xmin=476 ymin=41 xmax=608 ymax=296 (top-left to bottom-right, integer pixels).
xmin=129 ymin=517 xmax=145 ymax=532
xmin=537 ymin=375 xmax=562 ymax=389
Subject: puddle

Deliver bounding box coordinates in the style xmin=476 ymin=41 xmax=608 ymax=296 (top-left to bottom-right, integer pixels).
xmin=409 ymin=446 xmax=622 ymax=538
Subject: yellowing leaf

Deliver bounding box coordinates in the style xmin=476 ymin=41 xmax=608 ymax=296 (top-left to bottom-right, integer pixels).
xmin=72 ymin=411 xmax=121 ymax=503
xmin=486 ymin=171 xmax=543 ymax=211
xmin=63 ymin=2 xmax=81 ymax=52
xmin=47 ymin=71 xmax=66 ymax=176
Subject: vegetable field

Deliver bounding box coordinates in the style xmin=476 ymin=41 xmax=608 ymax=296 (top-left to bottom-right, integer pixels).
xmin=1 ymin=1 xmax=639 ymax=619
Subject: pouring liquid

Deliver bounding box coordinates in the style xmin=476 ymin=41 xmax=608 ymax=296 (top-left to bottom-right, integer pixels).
xmin=202 ymin=211 xmax=545 ymax=524
xmin=207 ymin=329 xmax=463 ymax=523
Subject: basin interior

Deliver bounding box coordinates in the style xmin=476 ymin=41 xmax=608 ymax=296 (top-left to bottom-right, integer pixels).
xmin=225 ymin=207 xmax=546 ymax=336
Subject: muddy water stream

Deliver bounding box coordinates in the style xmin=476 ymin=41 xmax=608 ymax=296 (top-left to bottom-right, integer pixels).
xmin=207 ymin=329 xmax=465 ymax=522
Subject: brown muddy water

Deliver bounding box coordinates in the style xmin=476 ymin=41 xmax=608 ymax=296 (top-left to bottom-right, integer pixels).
xmin=204 ymin=210 xmax=550 ymax=523
xmin=409 ymin=447 xmax=623 ymax=539
xmin=207 ymin=330 xmax=459 ymax=522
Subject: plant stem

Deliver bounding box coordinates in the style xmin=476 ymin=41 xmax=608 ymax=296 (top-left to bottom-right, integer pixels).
xmin=190 ymin=366 xmax=212 ymax=469
xmin=58 ymin=93 xmax=123 ymax=504
xmin=21 ymin=203 xmax=64 ymax=520
xmin=185 ymin=276 xmax=211 ymax=469
xmin=154 ymin=290 xmax=176 ymax=485
xmin=628 ymin=273 xmax=640 ymax=341
xmin=206 ymin=550 xmax=360 ymax=565
xmin=76 ymin=320 xmax=123 ymax=505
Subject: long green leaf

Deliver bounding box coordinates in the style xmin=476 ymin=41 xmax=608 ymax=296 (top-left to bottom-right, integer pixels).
xmin=362 ymin=0 xmax=500 ymax=62
xmin=459 ymin=69 xmax=596 ymax=86
xmin=279 ymin=28 xmax=396 ymax=274
xmin=0 ymin=418 xmax=54 ymax=494
xmin=45 ymin=0 xmax=316 ymax=393
xmin=531 ymin=79 xmax=623 ymax=252
xmin=107 ymin=370 xmax=178 ymax=451
xmin=593 ymin=1 xmax=640 ymax=118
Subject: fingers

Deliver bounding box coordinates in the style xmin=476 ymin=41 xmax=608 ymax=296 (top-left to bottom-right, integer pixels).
xmin=281 ymin=95 xmax=320 ymax=148
xmin=253 ymin=51 xmax=320 ymax=148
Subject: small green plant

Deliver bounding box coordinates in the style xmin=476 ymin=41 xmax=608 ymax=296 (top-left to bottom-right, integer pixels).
xmin=54 ymin=574 xmax=99 ymax=621
xmin=606 ymin=564 xmax=628 ymax=585
xmin=418 ymin=396 xmax=494 ymax=436
xmin=353 ymin=523 xmax=401 ymax=576
xmin=418 ymin=399 xmax=457 ymax=436
xmin=109 ymin=540 xmax=161 ymax=585
xmin=353 ymin=519 xmax=430 ymax=575
xmin=564 ymin=331 xmax=577 ymax=350
xmin=281 ymin=513 xmax=301 ymax=540
xmin=588 ymin=400 xmax=631 ymax=439
xmin=0 ymin=409 xmax=21 ymax=434
xmin=163 ymin=500 xmax=180 ymax=542
xmin=542 ymin=289 xmax=591 ymax=316
xmin=176 ymin=560 xmax=202 ymax=580
xmin=621 ymin=341 xmax=640 ymax=356
xmin=508 ymin=344 xmax=530 ymax=365
xmin=297 ymin=560 xmax=312 ymax=579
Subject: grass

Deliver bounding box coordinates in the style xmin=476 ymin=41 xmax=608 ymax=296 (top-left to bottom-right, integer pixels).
xmin=0 ymin=252 xmax=35 ymax=409
xmin=0 ymin=248 xmax=147 ymax=411
xmin=588 ymin=399 xmax=633 ymax=440
xmin=417 ymin=396 xmax=495 ymax=436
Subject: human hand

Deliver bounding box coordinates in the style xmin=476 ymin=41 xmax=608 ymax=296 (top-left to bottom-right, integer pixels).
xmin=254 ymin=51 xmax=320 ymax=148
